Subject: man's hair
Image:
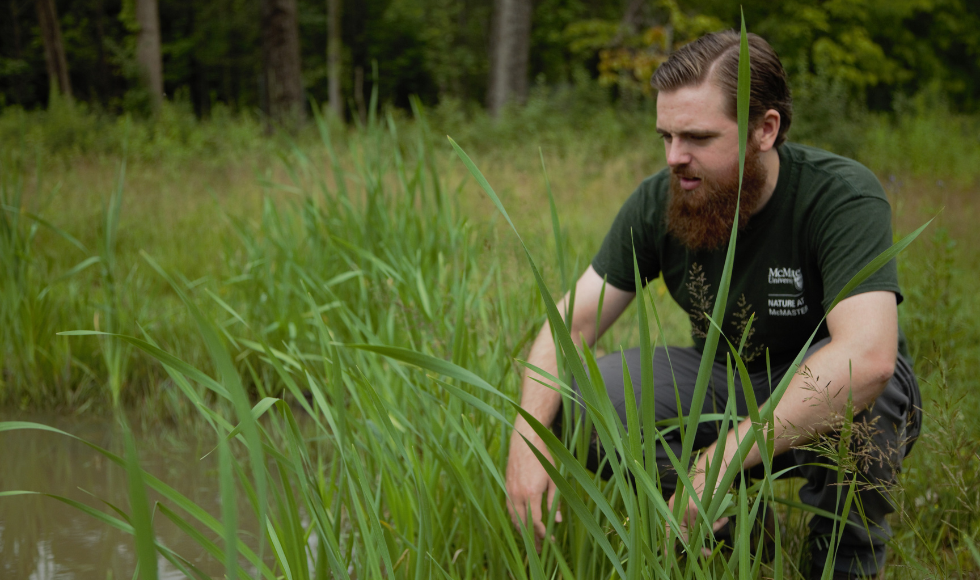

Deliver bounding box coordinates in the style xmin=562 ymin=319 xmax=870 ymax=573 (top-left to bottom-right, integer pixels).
xmin=651 ymin=31 xmax=792 ymax=147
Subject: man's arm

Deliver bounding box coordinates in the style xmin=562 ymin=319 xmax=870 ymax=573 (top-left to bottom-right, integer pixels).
xmin=506 ymin=265 xmax=635 ymax=545
xmin=673 ymin=291 xmax=898 ymax=522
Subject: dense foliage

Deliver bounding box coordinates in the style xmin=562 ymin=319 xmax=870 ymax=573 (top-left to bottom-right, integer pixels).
xmin=2 ymin=0 xmax=979 ymax=117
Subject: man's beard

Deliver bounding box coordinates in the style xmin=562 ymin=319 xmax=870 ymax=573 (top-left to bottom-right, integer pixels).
xmin=666 ymin=143 xmax=768 ymax=252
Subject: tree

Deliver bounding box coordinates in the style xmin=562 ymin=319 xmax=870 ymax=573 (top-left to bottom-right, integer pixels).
xmin=487 ymin=0 xmax=532 ymax=116
xmin=261 ymin=0 xmax=306 ymax=129
xmin=327 ymin=0 xmax=342 ymax=119
xmin=35 ymin=0 xmax=72 ymax=101
xmin=135 ymin=0 xmax=164 ymax=109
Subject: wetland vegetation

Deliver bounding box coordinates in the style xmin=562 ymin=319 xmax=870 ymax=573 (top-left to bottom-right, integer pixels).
xmin=1 ymin=59 xmax=978 ymax=580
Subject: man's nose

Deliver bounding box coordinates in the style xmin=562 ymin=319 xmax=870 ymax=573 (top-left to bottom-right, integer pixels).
xmin=665 ymin=141 xmax=692 ymax=168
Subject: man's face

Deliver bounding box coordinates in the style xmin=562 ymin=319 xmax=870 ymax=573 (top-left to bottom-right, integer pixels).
xmin=656 ymin=82 xmax=767 ymax=251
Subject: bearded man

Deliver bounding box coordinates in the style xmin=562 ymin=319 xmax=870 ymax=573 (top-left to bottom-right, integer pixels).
xmin=504 ymin=31 xmax=919 ymax=580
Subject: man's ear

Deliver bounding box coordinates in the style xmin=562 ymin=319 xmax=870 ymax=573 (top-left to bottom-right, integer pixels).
xmin=755 ymin=109 xmax=781 ymax=152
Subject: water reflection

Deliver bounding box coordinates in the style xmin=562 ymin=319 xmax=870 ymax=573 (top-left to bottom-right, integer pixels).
xmin=0 ymin=412 xmax=260 ymax=579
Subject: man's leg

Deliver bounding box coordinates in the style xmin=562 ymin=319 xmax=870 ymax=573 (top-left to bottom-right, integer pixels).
xmin=791 ymin=353 xmax=920 ymax=578
xmin=571 ymin=345 xmax=775 ymax=497
xmin=570 ymin=340 xmax=920 ymax=577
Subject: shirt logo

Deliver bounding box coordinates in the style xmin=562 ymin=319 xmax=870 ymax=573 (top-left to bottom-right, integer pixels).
xmin=768 ymin=266 xmax=808 ymax=317
xmin=768 ymin=267 xmax=804 ymax=291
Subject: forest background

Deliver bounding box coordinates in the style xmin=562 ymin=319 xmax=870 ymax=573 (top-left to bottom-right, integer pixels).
xmin=3 ymin=0 xmax=980 ymax=124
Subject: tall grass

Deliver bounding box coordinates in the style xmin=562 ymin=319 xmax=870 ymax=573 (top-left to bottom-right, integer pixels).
xmin=5 ymin=97 xmax=536 ymax=578
xmin=0 ymin=155 xmax=144 ymax=409
xmin=0 ymin=20 xmax=951 ymax=580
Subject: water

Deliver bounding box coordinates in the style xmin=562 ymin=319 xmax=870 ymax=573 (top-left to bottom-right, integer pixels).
xmin=0 ymin=411 xmax=260 ymax=580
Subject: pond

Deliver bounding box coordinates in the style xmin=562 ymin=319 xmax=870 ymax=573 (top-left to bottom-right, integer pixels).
xmin=0 ymin=411 xmax=265 ymax=580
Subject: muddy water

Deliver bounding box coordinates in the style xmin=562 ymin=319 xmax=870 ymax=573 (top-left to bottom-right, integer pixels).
xmin=0 ymin=411 xmax=263 ymax=579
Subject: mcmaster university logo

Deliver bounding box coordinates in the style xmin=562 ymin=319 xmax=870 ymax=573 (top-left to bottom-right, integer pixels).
xmin=768 ymin=266 xmax=808 ymax=316
xmin=768 ymin=267 xmax=804 ymax=290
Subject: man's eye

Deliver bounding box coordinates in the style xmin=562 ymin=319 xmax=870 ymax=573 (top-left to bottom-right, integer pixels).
xmin=659 ymin=134 xmax=672 ymax=142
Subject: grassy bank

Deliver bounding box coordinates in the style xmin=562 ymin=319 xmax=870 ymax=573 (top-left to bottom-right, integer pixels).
xmin=1 ymin=96 xmax=979 ymax=577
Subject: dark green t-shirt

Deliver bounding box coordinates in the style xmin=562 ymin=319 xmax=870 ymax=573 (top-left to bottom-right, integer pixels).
xmin=592 ymin=142 xmax=909 ymax=371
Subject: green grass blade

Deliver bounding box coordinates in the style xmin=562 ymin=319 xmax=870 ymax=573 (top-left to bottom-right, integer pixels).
xmin=540 ymin=149 xmax=568 ymax=296
xmin=737 ymin=10 xmax=750 ymax=186
xmin=621 ymin=350 xmax=643 ymax=482
xmin=122 ymin=418 xmax=159 ymax=580
xmin=202 ymin=397 xmax=281 ymax=459
xmin=267 ymin=518 xmax=295 ymax=580
xmin=58 ymin=330 xmax=230 ymax=398
xmin=1 ymin=203 xmax=91 ymax=254
xmin=157 ymin=504 xmax=238 ymax=579
xmin=345 ymin=443 xmax=397 ymax=577
xmin=0 ymin=490 xmax=135 ymax=533
xmin=430 ymin=376 xmax=512 ymax=425
xmin=510 ymin=405 xmax=628 ymax=541
xmin=681 ymin=6 xmax=752 ymax=475
xmin=205 ymin=288 xmax=251 ymax=329
xmin=825 ymin=218 xmax=934 ymax=313
xmin=348 ymin=343 xmax=512 ymax=401
xmin=961 ymin=534 xmax=980 ymax=569
xmin=140 ymin=251 xmax=268 ymax=553
xmin=218 ymin=435 xmax=239 ymax=580
xmin=516 ymin=429 xmax=629 ymax=580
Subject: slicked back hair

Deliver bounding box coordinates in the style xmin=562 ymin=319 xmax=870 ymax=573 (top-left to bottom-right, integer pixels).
xmin=651 ymin=31 xmax=793 ymax=147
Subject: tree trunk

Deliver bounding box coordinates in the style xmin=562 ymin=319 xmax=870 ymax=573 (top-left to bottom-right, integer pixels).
xmin=327 ymin=0 xmax=342 ymax=119
xmin=487 ymin=0 xmax=531 ymax=116
xmin=35 ymin=0 xmax=72 ymax=101
xmin=94 ymin=0 xmax=110 ymax=104
xmin=353 ymin=65 xmax=366 ymax=125
xmin=261 ymin=0 xmax=305 ymax=131
xmin=11 ymin=0 xmax=23 ymax=59
xmin=135 ymin=0 xmax=163 ymax=109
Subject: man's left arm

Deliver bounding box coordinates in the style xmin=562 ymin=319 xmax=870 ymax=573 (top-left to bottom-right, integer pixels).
xmin=671 ymin=290 xmax=898 ymax=525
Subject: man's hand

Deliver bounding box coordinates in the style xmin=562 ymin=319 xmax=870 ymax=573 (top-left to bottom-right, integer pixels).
xmin=504 ymin=267 xmax=634 ymax=549
xmin=505 ymin=430 xmax=562 ymax=550
xmin=665 ymin=458 xmax=729 ymax=555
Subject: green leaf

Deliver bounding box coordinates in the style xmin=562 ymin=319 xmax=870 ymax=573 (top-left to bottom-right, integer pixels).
xmin=58 ymin=330 xmax=230 ymax=399
xmin=140 ymin=251 xmax=268 ymax=555
xmin=122 ymin=419 xmax=159 ymax=580
xmin=219 ymin=435 xmax=239 ymax=580
xmin=202 ymin=397 xmax=281 ymax=459
xmin=348 ymin=342 xmax=511 ymax=398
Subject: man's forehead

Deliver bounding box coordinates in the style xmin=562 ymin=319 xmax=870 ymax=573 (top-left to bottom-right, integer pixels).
xmin=655 ymin=82 xmax=733 ymax=132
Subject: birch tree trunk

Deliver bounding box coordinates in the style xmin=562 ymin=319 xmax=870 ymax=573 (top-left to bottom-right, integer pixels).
xmin=135 ymin=0 xmax=163 ymax=110
xmin=487 ymin=0 xmax=531 ymax=117
xmin=327 ymin=0 xmax=342 ymax=119
xmin=261 ymin=0 xmax=305 ymax=131
xmin=36 ymin=0 xmax=72 ymax=101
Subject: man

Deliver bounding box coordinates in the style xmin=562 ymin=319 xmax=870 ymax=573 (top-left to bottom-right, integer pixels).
xmin=504 ymin=31 xmax=920 ymax=579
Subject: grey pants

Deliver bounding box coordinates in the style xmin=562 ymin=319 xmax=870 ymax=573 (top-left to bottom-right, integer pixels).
xmin=568 ymin=338 xmax=920 ymax=576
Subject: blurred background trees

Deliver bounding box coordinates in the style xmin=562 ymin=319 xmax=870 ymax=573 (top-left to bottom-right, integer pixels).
xmin=0 ymin=0 xmax=978 ymax=120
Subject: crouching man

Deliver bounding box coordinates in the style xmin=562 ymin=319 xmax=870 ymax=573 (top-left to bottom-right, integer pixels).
xmin=505 ymin=30 xmax=920 ymax=580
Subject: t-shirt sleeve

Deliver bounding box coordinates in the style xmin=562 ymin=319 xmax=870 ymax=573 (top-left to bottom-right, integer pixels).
xmin=813 ymin=194 xmax=903 ymax=311
xmin=591 ymin=183 xmax=661 ymax=292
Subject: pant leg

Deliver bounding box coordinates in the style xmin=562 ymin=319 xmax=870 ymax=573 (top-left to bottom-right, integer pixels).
xmin=570 ymin=344 xmax=775 ymax=498
xmin=570 ymin=339 xmax=921 ymax=576
xmin=793 ymin=353 xmax=920 ymax=576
